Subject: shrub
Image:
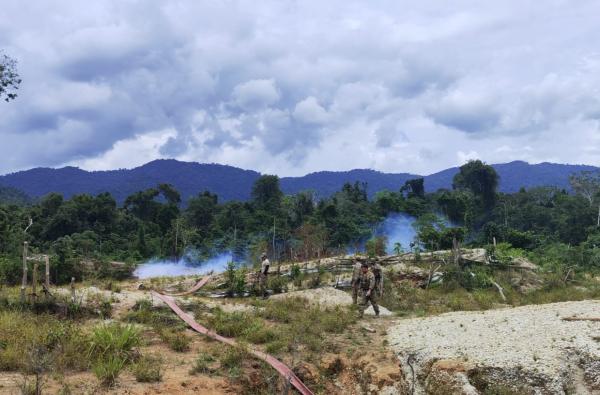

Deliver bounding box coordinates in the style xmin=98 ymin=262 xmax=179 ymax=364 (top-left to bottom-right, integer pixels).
xmin=0 ymin=255 xmax=21 ymax=284
xmin=93 ymin=355 xmax=126 ymax=387
xmin=290 ymin=264 xmax=301 ymax=280
xmin=0 ymin=311 xmax=88 ymax=372
xmin=125 ymin=300 xmax=181 ymax=327
xmin=159 ymin=329 xmax=191 ymax=352
xmin=87 ymin=323 xmax=141 ymax=363
xmin=267 ymin=275 xmax=288 ymax=294
xmin=132 ymin=354 xmax=162 ymax=383
xmin=366 ymin=236 xmax=387 ymax=257
xmin=208 ymin=309 xmax=277 ymax=344
xmin=219 ymin=345 xmax=248 ymax=372
xmin=189 ymin=352 xmax=215 ymax=375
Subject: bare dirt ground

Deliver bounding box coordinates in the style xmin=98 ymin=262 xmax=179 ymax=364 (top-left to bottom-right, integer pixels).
xmin=5 ymin=275 xmax=600 ymax=394
xmin=388 ymin=300 xmax=600 ymax=394
xmin=0 ymin=281 xmax=402 ymax=394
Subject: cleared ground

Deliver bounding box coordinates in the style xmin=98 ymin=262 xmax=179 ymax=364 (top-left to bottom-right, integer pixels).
xmin=388 ymin=300 xmax=600 ymax=394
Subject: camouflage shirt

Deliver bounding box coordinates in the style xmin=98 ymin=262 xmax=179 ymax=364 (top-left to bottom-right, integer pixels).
xmin=372 ymin=263 xmax=382 ymax=281
xmin=352 ymin=262 xmax=362 ymax=283
xmin=358 ymin=270 xmax=375 ymax=292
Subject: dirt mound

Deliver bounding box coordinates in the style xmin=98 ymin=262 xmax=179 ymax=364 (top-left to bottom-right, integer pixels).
xmin=388 ymin=300 xmax=600 ymax=394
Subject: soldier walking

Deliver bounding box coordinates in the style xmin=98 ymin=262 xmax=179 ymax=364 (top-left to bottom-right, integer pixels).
xmin=358 ymin=262 xmax=379 ymax=317
xmin=372 ymin=261 xmax=383 ymax=298
xmin=351 ymin=259 xmax=362 ymax=304
xmin=258 ymin=252 xmax=270 ymax=299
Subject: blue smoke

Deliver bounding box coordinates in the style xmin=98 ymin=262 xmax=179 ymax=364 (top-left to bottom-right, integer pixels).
xmin=374 ymin=213 xmax=418 ymax=254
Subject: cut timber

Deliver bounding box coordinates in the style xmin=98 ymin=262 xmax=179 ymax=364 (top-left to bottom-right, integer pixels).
xmin=32 ymin=262 xmax=38 ymax=300
xmin=562 ymin=317 xmax=600 ymax=322
xmin=152 ymin=291 xmax=314 ymax=395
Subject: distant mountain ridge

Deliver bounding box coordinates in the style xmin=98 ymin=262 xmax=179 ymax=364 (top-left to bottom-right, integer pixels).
xmin=0 ymin=159 xmax=597 ymax=204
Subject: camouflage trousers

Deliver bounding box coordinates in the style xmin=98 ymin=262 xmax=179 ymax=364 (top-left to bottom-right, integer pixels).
xmin=352 ymin=281 xmax=359 ymax=304
xmin=359 ymin=290 xmax=379 ymax=317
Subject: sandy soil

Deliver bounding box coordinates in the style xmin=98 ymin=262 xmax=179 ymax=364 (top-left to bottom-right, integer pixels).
xmin=388 ymin=300 xmax=600 ymax=394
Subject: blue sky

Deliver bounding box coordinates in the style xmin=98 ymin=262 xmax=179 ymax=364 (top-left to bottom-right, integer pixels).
xmin=1 ymin=1 xmax=599 ymax=176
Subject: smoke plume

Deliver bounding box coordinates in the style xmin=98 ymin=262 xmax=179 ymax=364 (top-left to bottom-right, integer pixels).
xmin=134 ymin=251 xmax=233 ymax=279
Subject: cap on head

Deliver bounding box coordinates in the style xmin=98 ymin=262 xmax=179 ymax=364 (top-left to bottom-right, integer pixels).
xmin=261 ymin=253 xmax=267 ymax=259
xmin=361 ymin=262 xmax=369 ymax=268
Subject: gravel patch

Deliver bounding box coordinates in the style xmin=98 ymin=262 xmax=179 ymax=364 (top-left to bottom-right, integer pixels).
xmin=388 ymin=300 xmax=600 ymax=394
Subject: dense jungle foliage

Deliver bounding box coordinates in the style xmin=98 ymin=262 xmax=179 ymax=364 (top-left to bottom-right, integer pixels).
xmin=1 ymin=160 xmax=600 ymax=284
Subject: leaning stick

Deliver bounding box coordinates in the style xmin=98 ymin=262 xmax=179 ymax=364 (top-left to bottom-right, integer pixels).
xmin=491 ymin=280 xmax=507 ymax=302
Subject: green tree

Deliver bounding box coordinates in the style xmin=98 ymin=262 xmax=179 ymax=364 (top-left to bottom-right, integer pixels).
xmin=401 ymin=178 xmax=425 ymax=199
xmin=158 ymin=184 xmax=181 ymax=206
xmin=453 ymin=160 xmax=499 ymax=210
xmin=124 ymin=189 xmax=160 ymax=222
xmin=251 ymin=175 xmax=283 ymax=212
xmin=186 ymin=191 xmax=218 ymax=238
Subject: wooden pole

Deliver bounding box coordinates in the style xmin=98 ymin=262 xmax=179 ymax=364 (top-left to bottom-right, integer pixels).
xmin=44 ymin=255 xmax=50 ymax=290
xmin=70 ymin=277 xmax=76 ymax=303
xmin=21 ymin=241 xmax=28 ymax=303
xmin=32 ymin=262 xmax=38 ymax=301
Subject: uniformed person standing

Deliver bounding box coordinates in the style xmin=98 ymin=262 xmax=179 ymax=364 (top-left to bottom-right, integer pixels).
xmin=258 ymin=253 xmax=270 ymax=299
xmin=358 ymin=262 xmax=379 ymax=317
xmin=371 ymin=261 xmax=383 ymax=298
xmin=351 ymin=259 xmax=362 ymax=304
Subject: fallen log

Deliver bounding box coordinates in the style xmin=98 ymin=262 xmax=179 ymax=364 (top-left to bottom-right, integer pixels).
xmin=152 ymin=291 xmax=314 ymax=395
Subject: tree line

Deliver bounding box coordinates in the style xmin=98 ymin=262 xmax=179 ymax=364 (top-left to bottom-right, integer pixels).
xmin=1 ymin=160 xmax=600 ymax=284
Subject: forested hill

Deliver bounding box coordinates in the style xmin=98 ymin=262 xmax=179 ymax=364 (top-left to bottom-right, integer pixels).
xmin=0 ymin=159 xmax=597 ymax=203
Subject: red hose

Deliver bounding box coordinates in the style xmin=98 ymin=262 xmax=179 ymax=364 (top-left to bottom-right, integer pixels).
xmin=152 ymin=291 xmax=314 ymax=395
xmin=160 ymin=276 xmax=212 ymax=296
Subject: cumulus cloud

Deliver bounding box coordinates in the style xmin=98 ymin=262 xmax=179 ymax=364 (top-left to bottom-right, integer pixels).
xmin=232 ymin=79 xmax=280 ymax=111
xmin=1 ymin=0 xmax=600 ymax=176
xmin=293 ymin=97 xmax=329 ymax=125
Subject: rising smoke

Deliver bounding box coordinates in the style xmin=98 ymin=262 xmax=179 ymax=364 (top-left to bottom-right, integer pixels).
xmin=375 ymin=213 xmax=418 ymax=254
xmin=347 ymin=213 xmax=418 ymax=255
xmin=134 ymin=250 xmax=234 ymax=279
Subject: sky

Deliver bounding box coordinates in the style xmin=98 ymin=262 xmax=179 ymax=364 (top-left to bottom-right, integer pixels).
xmin=1 ymin=0 xmax=599 ymax=177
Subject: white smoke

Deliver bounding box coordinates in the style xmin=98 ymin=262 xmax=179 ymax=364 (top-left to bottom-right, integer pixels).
xmin=134 ymin=251 xmax=233 ymax=279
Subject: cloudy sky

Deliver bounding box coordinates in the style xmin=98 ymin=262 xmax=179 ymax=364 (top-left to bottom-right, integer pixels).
xmin=1 ymin=1 xmax=599 ymax=176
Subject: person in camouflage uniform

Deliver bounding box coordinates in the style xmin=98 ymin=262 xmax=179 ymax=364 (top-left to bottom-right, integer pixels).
xmin=351 ymin=259 xmax=362 ymax=304
xmin=371 ymin=261 xmax=383 ymax=298
xmin=358 ymin=262 xmax=379 ymax=317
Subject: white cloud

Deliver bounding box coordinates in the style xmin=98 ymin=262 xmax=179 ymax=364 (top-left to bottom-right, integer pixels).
xmin=1 ymin=0 xmax=600 ymax=176
xmin=73 ymin=129 xmax=176 ymax=170
xmin=232 ymin=79 xmax=280 ymax=111
xmin=293 ymin=97 xmax=328 ymax=124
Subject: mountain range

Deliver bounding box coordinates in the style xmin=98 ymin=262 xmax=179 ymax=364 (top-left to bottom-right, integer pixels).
xmin=0 ymin=160 xmax=597 ymax=204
